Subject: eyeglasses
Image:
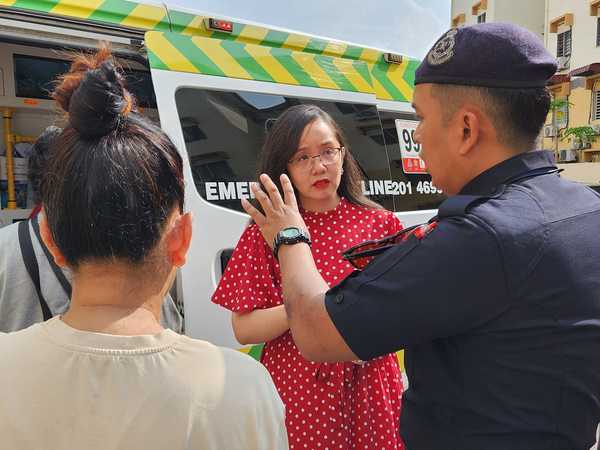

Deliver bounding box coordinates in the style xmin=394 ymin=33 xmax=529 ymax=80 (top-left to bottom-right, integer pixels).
xmin=288 ymin=147 xmax=343 ymax=170
xmin=342 ymin=220 xmax=438 ymax=270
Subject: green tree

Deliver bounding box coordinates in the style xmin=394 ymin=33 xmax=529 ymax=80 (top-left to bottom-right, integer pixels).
xmin=561 ymin=126 xmax=598 ymax=160
xmin=548 ymin=98 xmax=571 ymax=157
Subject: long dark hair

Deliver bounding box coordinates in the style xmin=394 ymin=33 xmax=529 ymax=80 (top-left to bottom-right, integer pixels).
xmin=257 ymin=104 xmax=381 ymax=210
xmin=42 ymin=46 xmax=184 ymax=267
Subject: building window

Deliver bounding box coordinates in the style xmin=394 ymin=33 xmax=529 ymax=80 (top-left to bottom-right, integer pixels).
xmin=477 ymin=12 xmax=486 ymax=23
xmin=593 ymin=90 xmax=600 ymax=121
xmin=557 ymin=29 xmax=572 ymax=57
xmin=597 ymin=18 xmax=600 ymax=47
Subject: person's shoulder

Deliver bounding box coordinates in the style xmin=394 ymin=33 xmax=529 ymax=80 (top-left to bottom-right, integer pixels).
xmin=176 ymin=339 xmax=287 ymax=448
xmin=177 ymin=336 xmax=272 ymax=379
xmin=235 ymin=223 xmax=269 ymax=250
xmin=226 ymin=222 xmax=271 ymax=264
xmin=241 ymin=222 xmax=262 ymax=239
xmin=219 ymin=346 xmax=272 ymax=379
xmin=0 ymin=321 xmax=42 ymax=339
xmin=0 ymin=325 xmax=43 ymax=386
xmin=0 ymin=220 xmax=20 ymax=234
xmin=347 ymin=201 xmax=400 ymax=231
xmin=345 ymin=200 xmax=392 ymax=219
xmin=437 ymin=191 xmax=546 ymax=274
xmin=0 ymin=323 xmax=44 ymax=354
xmin=467 ymin=184 xmax=546 ymax=235
xmin=371 ymin=208 xmax=398 ymax=223
xmin=0 ymin=221 xmax=21 ymax=248
xmin=176 ymin=337 xmax=282 ymax=407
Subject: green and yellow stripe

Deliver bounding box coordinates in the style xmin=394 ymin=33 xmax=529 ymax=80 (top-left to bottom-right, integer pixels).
xmin=371 ymin=54 xmax=414 ymax=101
xmin=146 ymin=32 xmax=376 ymax=95
xmin=0 ymin=0 xmax=405 ymax=61
xmin=0 ymin=0 xmax=170 ymax=30
xmin=0 ymin=0 xmax=418 ymax=101
xmin=147 ymin=31 xmax=416 ymax=102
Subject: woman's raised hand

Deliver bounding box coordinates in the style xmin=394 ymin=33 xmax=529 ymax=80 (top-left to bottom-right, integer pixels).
xmin=241 ymin=173 xmax=307 ymax=249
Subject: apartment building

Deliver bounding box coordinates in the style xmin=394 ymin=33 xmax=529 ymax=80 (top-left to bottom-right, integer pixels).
xmin=450 ymin=0 xmax=600 ymax=188
xmin=544 ymin=0 xmax=600 ymax=168
xmin=450 ymin=0 xmax=545 ymax=37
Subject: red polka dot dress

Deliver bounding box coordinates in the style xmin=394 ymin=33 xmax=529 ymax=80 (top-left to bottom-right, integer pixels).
xmin=212 ymin=198 xmax=404 ymax=450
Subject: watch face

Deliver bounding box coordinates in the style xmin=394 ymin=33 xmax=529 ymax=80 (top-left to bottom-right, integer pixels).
xmin=281 ymin=228 xmax=300 ymax=239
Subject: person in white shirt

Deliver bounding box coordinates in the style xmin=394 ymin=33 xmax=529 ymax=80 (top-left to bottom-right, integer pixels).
xmin=0 ymin=46 xmax=288 ymax=450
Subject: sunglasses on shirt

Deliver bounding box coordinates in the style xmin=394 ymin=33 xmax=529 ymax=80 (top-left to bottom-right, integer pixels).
xmin=342 ymin=221 xmax=438 ymax=270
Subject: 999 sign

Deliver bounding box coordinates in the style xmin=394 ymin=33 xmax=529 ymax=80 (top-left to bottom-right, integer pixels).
xmin=395 ymin=119 xmax=427 ymax=174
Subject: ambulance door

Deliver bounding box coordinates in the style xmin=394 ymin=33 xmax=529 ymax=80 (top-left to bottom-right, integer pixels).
xmin=377 ymin=102 xmax=445 ymax=226
xmin=150 ymin=67 xmax=397 ymax=346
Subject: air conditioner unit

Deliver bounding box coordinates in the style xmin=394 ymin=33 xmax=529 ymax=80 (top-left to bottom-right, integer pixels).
xmin=543 ymin=125 xmax=558 ymax=137
xmin=559 ymin=149 xmax=577 ymax=162
xmin=557 ymin=56 xmax=570 ymax=71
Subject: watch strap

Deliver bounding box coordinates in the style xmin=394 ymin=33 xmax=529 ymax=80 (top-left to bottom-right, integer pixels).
xmin=273 ymin=227 xmax=311 ymax=261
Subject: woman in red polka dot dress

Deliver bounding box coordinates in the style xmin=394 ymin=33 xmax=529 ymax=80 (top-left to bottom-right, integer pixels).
xmin=212 ymin=105 xmax=404 ymax=450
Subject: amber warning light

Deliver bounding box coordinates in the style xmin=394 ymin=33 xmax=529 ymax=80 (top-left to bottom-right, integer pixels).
xmin=384 ymin=53 xmax=403 ymax=64
xmin=206 ymin=18 xmax=233 ymax=33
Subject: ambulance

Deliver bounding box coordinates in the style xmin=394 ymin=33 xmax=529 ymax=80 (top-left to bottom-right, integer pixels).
xmin=0 ymin=0 xmax=445 ymax=360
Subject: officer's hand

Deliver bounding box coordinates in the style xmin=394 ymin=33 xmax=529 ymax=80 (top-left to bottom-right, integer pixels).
xmin=241 ymin=173 xmax=307 ymax=249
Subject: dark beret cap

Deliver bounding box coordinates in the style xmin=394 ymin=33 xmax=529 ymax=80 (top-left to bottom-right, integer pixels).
xmin=415 ymin=22 xmax=557 ymax=88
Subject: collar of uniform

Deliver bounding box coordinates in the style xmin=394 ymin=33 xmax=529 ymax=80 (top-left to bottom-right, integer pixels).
xmin=459 ymin=150 xmax=556 ymax=195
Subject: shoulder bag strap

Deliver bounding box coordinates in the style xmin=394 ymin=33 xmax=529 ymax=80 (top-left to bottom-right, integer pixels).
xmin=30 ymin=217 xmax=72 ymax=299
xmin=18 ymin=220 xmax=53 ymax=320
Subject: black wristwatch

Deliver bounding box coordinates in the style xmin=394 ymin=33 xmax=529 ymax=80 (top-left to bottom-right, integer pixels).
xmin=273 ymin=227 xmax=311 ymax=261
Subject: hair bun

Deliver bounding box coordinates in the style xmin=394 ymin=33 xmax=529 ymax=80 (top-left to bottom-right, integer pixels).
xmin=53 ymin=46 xmax=135 ymax=139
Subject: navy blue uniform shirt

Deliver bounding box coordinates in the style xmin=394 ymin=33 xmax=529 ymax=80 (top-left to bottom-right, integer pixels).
xmin=326 ymin=151 xmax=600 ymax=450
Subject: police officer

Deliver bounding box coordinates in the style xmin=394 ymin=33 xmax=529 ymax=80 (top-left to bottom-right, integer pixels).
xmin=243 ymin=23 xmax=600 ymax=450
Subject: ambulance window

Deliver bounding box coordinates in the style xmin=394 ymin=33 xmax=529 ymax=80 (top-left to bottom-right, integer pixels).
xmin=13 ymin=54 xmax=156 ymax=109
xmin=14 ymin=54 xmax=70 ymax=99
xmin=174 ymin=88 xmax=394 ymax=212
xmin=378 ymin=110 xmax=445 ymax=211
xmin=124 ymin=70 xmax=157 ymax=109
xmin=237 ymin=92 xmax=285 ymax=109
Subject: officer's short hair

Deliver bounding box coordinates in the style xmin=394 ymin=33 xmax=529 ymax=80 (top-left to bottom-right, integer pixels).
xmin=430 ymin=84 xmax=551 ymax=151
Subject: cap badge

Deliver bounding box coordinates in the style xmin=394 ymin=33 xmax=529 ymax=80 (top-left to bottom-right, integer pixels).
xmin=427 ymin=28 xmax=458 ymax=66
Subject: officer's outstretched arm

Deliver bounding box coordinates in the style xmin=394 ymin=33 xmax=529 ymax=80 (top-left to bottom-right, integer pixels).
xmin=242 ymin=173 xmax=359 ymax=362
xmin=277 ymin=242 xmax=359 ymax=362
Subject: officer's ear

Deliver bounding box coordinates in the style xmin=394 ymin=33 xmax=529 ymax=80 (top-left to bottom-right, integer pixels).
xmin=456 ymin=106 xmax=483 ymax=156
xmin=38 ymin=209 xmax=67 ymax=268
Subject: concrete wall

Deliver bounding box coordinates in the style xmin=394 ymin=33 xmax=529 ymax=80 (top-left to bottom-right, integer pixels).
xmin=494 ymin=0 xmax=545 ymax=38
xmin=451 ymin=0 xmax=545 ymax=36
xmin=451 ymin=0 xmax=496 ymax=26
